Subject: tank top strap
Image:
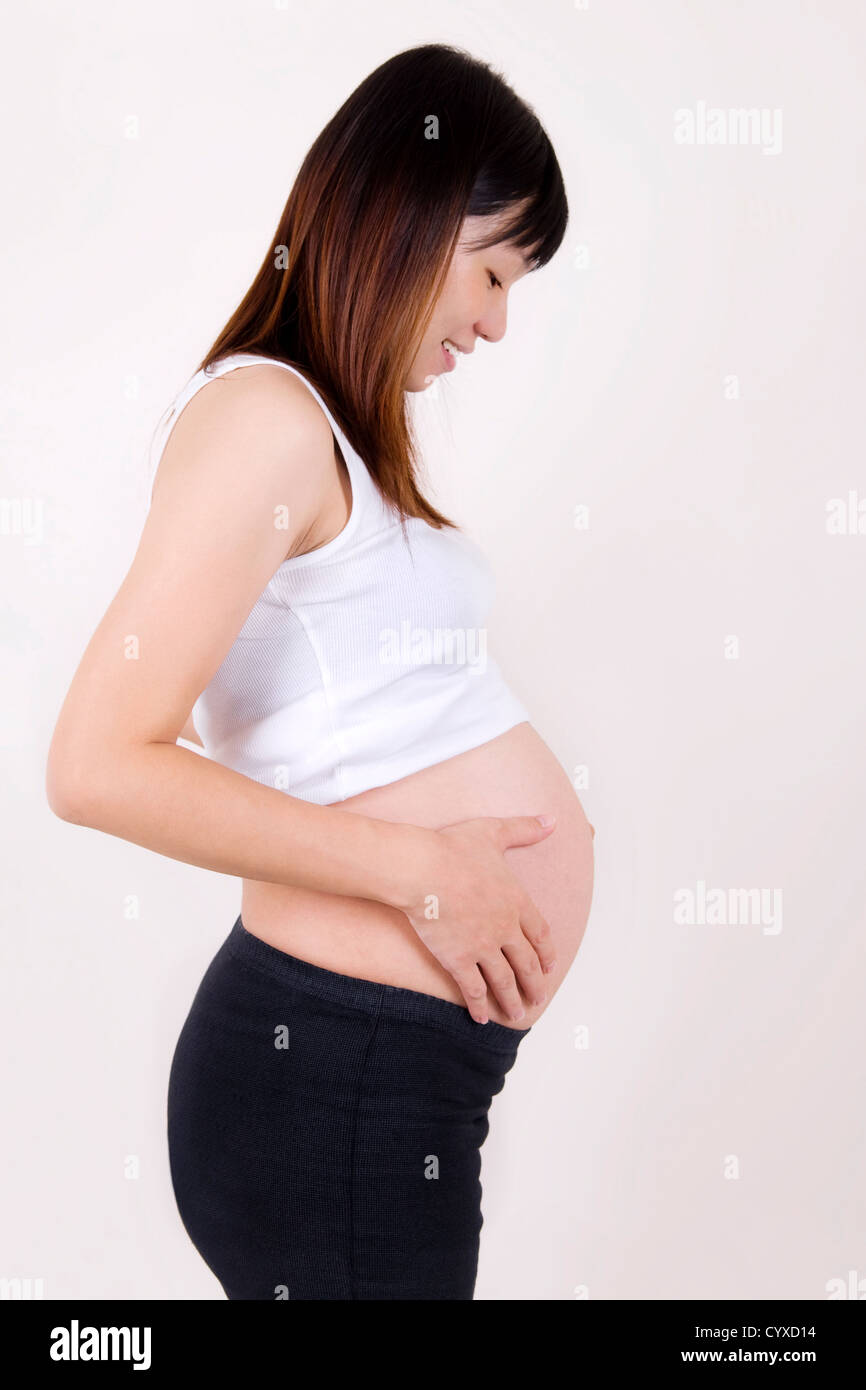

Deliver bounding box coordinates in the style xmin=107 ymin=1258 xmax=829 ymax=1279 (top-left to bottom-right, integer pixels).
xmin=146 ymin=353 xmax=386 ymax=538
xmin=218 ymin=353 xmax=378 ymax=497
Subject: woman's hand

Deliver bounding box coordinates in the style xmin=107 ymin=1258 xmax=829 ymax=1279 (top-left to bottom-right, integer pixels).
xmin=401 ymin=815 xmax=559 ymax=1025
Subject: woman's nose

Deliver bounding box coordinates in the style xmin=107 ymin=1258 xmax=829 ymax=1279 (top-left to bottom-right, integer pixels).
xmin=475 ymin=299 xmax=508 ymax=345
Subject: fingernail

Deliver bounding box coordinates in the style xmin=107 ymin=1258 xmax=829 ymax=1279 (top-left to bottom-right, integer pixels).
xmin=536 ymin=814 xmax=555 ymax=827
xmin=511 ymin=1008 xmax=525 ymax=1021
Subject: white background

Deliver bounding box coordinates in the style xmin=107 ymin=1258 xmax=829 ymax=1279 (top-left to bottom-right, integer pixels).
xmin=2 ymin=0 xmax=864 ymax=1299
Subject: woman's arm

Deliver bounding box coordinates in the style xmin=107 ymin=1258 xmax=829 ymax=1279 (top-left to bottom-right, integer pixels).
xmin=178 ymin=713 xmax=203 ymax=747
xmin=45 ymin=364 xmax=425 ymax=911
xmin=46 ymin=362 xmax=558 ymax=1023
xmin=50 ymin=732 xmax=427 ymax=910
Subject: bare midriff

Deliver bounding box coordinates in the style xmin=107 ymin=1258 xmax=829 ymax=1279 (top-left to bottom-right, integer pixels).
xmin=239 ymin=721 xmax=595 ymax=1030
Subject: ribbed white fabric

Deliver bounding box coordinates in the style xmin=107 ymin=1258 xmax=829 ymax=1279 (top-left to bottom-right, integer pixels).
xmin=146 ymin=352 xmax=530 ymax=803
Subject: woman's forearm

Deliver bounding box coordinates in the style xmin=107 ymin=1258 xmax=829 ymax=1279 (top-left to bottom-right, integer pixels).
xmin=51 ymin=741 xmax=427 ymax=911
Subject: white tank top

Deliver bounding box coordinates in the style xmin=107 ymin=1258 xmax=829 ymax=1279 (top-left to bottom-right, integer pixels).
xmin=146 ymin=352 xmax=530 ymax=804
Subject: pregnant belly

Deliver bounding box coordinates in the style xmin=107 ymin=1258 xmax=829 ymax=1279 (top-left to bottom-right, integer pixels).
xmin=240 ymin=721 xmax=595 ymax=1029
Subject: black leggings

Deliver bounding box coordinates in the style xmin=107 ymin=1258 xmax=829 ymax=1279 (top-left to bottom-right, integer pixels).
xmin=167 ymin=914 xmax=530 ymax=1300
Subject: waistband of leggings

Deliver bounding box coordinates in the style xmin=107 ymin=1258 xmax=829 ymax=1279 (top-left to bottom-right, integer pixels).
xmin=226 ymin=915 xmax=531 ymax=1054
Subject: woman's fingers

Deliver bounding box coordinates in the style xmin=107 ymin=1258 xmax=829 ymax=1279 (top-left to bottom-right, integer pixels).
xmin=519 ymin=899 xmax=558 ymax=977
xmin=500 ymin=936 xmax=548 ymax=1009
xmin=456 ymin=937 xmax=550 ymax=1023
xmin=453 ymin=903 xmax=557 ymax=1024
xmin=477 ymin=952 xmax=527 ymax=1023
xmin=453 ymin=961 xmax=490 ymax=1024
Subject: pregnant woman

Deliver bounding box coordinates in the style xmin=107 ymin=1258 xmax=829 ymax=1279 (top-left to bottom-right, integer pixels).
xmin=46 ymin=44 xmax=594 ymax=1300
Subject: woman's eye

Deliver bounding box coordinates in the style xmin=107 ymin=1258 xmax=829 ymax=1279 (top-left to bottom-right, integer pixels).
xmin=488 ymin=271 xmax=502 ymax=289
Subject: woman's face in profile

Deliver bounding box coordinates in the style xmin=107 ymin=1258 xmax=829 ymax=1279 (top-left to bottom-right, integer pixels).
xmin=405 ymin=213 xmax=533 ymax=392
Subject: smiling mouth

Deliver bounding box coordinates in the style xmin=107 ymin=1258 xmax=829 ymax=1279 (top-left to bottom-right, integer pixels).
xmin=441 ymin=338 xmax=466 ymax=371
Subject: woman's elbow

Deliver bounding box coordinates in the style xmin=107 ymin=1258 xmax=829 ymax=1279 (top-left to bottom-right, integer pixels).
xmin=45 ymin=744 xmax=99 ymax=824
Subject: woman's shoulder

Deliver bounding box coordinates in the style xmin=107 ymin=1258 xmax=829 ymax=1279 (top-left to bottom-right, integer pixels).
xmin=183 ymin=358 xmax=334 ymax=446
xmin=150 ymin=357 xmax=337 ymax=511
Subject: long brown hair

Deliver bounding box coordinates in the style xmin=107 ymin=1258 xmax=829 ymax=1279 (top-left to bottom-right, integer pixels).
xmin=198 ymin=43 xmax=568 ymax=532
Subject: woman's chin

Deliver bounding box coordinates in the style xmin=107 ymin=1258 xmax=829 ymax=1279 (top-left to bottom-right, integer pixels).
xmin=404 ymin=371 xmax=439 ymax=393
